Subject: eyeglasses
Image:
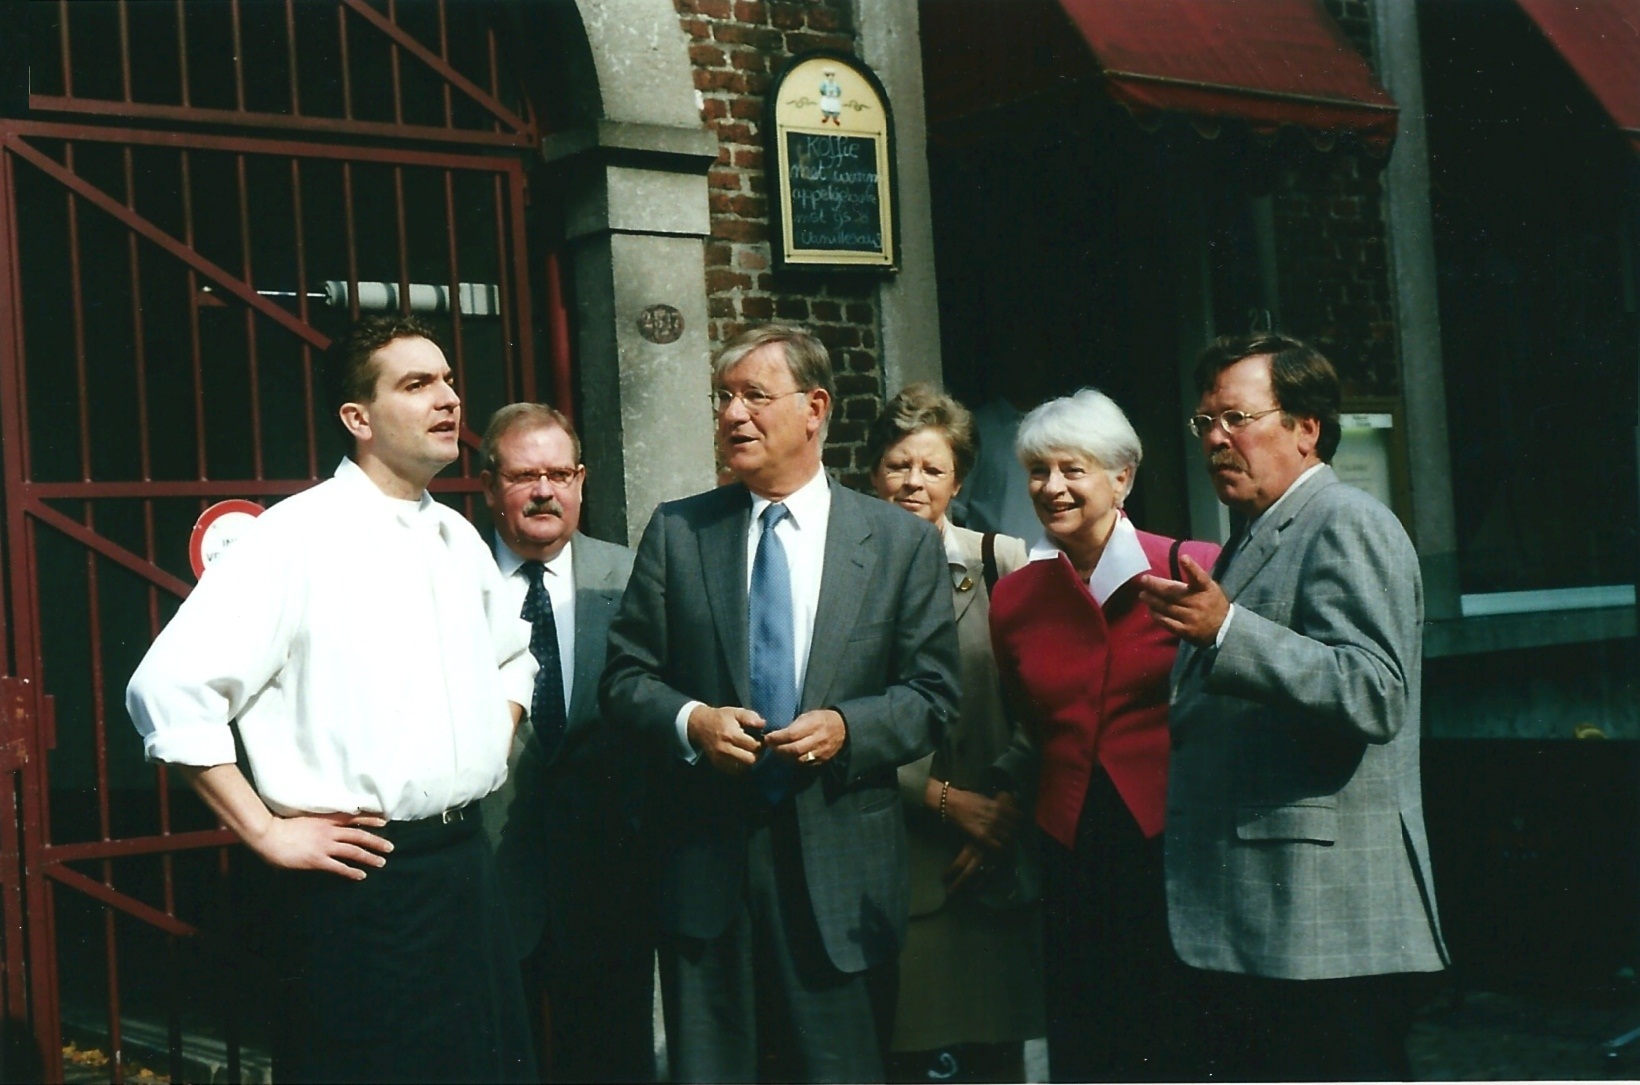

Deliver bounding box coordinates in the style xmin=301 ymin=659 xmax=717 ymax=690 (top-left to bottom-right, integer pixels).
xmin=711 ymin=387 xmax=805 ymax=414
xmin=499 ymin=467 xmax=581 ymax=488
xmin=1187 ymin=407 xmax=1283 ymax=437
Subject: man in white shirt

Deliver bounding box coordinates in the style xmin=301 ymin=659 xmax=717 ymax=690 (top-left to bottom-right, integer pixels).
xmin=1139 ymin=333 xmax=1445 ymax=1080
xmin=601 ymin=324 xmax=960 ymax=1082
xmin=477 ymin=403 xmax=651 ymax=1083
xmin=126 ymin=315 xmax=537 ymax=1084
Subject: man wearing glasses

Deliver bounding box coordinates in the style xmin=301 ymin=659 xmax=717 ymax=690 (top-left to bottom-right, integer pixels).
xmin=478 ymin=403 xmax=653 ymax=1083
xmin=1139 ymin=333 xmax=1445 ymax=1081
xmin=602 ymin=324 xmax=959 ymax=1082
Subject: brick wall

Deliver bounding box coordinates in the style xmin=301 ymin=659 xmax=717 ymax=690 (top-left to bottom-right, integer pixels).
xmin=1269 ymin=151 xmax=1400 ymax=397
xmin=674 ymin=0 xmax=886 ymax=488
xmin=1263 ymin=0 xmax=1399 ymax=398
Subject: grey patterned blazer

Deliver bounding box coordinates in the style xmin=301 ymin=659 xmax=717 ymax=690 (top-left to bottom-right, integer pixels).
xmin=600 ymin=478 xmax=960 ymax=974
xmin=1165 ymin=465 xmax=1447 ymax=980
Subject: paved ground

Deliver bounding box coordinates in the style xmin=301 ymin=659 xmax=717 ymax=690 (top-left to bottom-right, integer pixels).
xmin=59 ymin=982 xmax=1640 ymax=1082
xmin=1409 ymin=983 xmax=1640 ymax=1081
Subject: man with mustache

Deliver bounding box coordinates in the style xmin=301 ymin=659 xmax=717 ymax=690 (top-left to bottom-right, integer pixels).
xmin=127 ymin=315 xmax=537 ymax=1083
xmin=478 ymin=403 xmax=652 ymax=1083
xmin=1139 ymin=333 xmax=1445 ymax=1080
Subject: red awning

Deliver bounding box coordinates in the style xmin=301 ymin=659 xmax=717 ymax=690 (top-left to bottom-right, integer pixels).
xmin=1516 ymin=0 xmax=1640 ymax=154
xmin=1056 ymin=0 xmax=1399 ymax=151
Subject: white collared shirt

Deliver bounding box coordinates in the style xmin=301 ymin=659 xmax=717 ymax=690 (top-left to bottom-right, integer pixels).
xmin=1028 ymin=514 xmax=1151 ymax=606
xmin=495 ymin=535 xmax=577 ymax=712
xmin=1214 ymin=461 xmax=1326 ymax=646
xmin=673 ymin=467 xmax=833 ymax=759
xmin=126 ymin=458 xmax=537 ymax=821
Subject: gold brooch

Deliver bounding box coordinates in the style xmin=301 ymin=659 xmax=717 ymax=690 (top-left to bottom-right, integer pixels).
xmin=957 ymin=576 xmax=975 ymax=592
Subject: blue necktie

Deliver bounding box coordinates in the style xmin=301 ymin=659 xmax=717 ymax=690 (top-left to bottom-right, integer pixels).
xmin=749 ymin=503 xmax=797 ymax=803
xmin=520 ymin=560 xmax=568 ymax=760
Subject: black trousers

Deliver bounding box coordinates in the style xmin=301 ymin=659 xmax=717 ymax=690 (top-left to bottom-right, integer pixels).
xmin=276 ymin=810 xmax=536 ymax=1084
xmin=528 ymin=911 xmax=656 ymax=1083
xmin=1189 ymin=968 xmax=1420 ymax=1082
xmin=1042 ymin=768 xmax=1194 ymax=1083
xmin=658 ymin=800 xmax=895 ymax=1084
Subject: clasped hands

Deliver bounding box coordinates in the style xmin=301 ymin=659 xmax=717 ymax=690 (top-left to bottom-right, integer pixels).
xmin=936 ymin=783 xmax=1023 ymax=895
xmin=1137 ymin=552 xmax=1230 ymax=647
xmin=688 ymin=703 xmax=846 ymax=775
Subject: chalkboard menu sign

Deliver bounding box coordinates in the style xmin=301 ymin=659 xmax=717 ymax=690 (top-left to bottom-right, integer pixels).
xmin=768 ymin=53 xmax=897 ymax=271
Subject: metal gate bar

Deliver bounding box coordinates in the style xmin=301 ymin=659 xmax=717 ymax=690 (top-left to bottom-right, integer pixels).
xmin=4 ymin=4 xmax=570 ymax=1074
xmin=35 ymin=0 xmax=537 ymax=149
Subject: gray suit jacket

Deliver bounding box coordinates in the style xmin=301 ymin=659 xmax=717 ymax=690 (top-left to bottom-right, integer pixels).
xmin=1166 ymin=466 xmax=1447 ymax=980
xmin=600 ymin=479 xmax=960 ymax=974
xmin=486 ymin=533 xmax=638 ymax=960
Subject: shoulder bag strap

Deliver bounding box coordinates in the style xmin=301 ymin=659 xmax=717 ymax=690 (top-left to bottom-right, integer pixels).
xmin=982 ymin=531 xmax=1001 ymax=595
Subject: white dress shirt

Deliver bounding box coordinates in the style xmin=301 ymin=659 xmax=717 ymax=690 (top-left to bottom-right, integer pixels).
xmin=1214 ymin=461 xmax=1326 ymax=646
xmin=674 ymin=467 xmax=832 ymax=759
xmin=495 ymin=535 xmax=577 ymax=713
xmin=126 ymin=458 xmax=537 ymax=821
xmin=1028 ymin=513 xmax=1153 ymax=606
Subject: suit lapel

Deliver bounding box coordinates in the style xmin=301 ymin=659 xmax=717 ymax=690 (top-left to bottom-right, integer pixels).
xmin=701 ymin=485 xmax=753 ymax=708
xmin=1177 ymin=469 xmax=1340 ymax=688
xmin=1219 ymin=467 xmax=1339 ymax=600
xmin=951 ymin=564 xmax=980 ymax=623
xmin=801 ymin=486 xmax=875 ymax=710
xmin=567 ymin=541 xmax=620 ymax=726
xmin=949 ymin=530 xmax=981 ymax=624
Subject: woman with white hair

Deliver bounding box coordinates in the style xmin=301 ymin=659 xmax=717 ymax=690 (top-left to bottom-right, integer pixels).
xmin=988 ymin=389 xmax=1218 ymax=1082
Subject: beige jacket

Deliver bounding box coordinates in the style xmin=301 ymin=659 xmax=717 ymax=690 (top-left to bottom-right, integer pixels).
xmin=898 ymin=524 xmax=1037 ymax=916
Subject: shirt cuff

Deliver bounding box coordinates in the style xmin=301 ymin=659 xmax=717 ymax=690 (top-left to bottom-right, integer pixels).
xmin=500 ymin=654 xmax=539 ymax=713
xmin=1213 ymin=603 xmax=1237 ymax=649
xmin=142 ymin=723 xmax=240 ymax=768
xmin=674 ymin=701 xmax=704 ymax=764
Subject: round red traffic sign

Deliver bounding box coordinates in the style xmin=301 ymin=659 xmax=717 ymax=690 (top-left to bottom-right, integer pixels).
xmin=188 ymin=500 xmax=264 ymax=579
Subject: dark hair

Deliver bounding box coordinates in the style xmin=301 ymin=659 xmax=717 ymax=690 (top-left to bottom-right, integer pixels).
xmin=1193 ymin=332 xmax=1341 ymax=462
xmin=321 ymin=314 xmax=443 ymax=438
xmin=865 ymin=383 xmax=977 ymax=481
xmin=480 ymin=402 xmax=581 ymax=473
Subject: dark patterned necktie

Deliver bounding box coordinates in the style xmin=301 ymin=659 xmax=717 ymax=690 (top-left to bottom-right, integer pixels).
xmin=1213 ymin=524 xmax=1249 ymax=581
xmin=520 ymin=560 xmax=568 ymax=759
xmin=749 ymin=503 xmax=797 ymax=804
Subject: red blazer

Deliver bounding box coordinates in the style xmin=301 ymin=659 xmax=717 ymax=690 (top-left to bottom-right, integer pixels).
xmin=989 ymin=529 xmax=1218 ymax=848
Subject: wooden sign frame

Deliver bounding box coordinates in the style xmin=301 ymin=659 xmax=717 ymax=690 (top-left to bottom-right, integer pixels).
xmin=767 ymin=51 xmax=898 ymax=271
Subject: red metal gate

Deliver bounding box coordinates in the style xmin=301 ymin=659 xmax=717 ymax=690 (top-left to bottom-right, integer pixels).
xmin=0 ymin=2 xmax=567 ymax=1079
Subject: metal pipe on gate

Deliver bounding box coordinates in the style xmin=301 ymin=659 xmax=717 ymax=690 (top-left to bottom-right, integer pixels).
xmin=201 ymin=280 xmax=502 ymax=316
xmin=323 ymin=280 xmax=501 ymax=316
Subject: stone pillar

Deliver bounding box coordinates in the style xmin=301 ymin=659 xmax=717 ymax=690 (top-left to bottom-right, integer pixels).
xmin=1373 ymin=0 xmax=1462 ymax=619
xmin=563 ymin=0 xmax=719 ymax=545
xmin=549 ymin=122 xmax=721 ymax=546
xmin=851 ymin=0 xmax=943 ymax=394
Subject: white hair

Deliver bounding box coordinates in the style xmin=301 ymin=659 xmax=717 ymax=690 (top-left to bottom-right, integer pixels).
xmin=1015 ymin=388 xmax=1143 ymax=500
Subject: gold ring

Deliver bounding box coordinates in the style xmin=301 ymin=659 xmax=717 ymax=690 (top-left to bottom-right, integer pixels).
xmin=801 ymin=752 xmax=817 ymax=764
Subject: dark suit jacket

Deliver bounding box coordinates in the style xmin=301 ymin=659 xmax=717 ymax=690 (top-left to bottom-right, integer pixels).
xmin=600 ymin=479 xmax=960 ymax=974
xmin=487 ymin=533 xmax=640 ymax=962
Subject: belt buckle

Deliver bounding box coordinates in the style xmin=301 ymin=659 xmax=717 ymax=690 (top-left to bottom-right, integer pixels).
xmin=440 ymin=806 xmax=464 ymax=825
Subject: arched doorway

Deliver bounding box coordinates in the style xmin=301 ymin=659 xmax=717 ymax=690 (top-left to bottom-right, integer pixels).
xmin=0 ymin=2 xmax=591 ymax=1077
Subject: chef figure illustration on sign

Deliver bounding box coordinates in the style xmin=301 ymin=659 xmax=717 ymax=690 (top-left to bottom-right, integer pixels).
xmin=819 ymin=67 xmax=842 ymax=125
